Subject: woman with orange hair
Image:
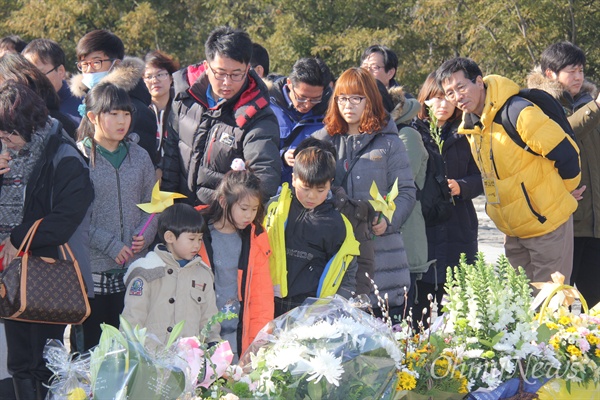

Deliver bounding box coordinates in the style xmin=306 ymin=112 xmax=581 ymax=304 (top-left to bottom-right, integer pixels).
xmin=313 ymin=67 xmax=416 ymax=321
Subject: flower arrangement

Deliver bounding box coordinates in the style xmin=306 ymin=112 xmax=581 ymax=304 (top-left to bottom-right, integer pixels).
xmin=439 ymin=254 xmax=555 ymax=395
xmin=218 ymin=296 xmax=402 ymax=399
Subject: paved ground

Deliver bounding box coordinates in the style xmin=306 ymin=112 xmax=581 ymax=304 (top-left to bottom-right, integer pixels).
xmin=473 ymin=195 xmax=506 ymax=263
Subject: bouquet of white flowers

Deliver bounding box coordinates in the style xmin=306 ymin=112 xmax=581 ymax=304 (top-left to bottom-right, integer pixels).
xmin=441 ymin=254 xmax=555 ymax=398
xmin=235 ymin=296 xmax=402 ymax=399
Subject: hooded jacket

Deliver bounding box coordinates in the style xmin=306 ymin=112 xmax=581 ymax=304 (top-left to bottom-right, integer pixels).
xmin=313 ymin=119 xmax=416 ymax=308
xmin=122 ymin=245 xmax=220 ymax=345
xmin=264 ymin=183 xmax=360 ymax=300
xmin=389 ymin=87 xmax=434 ymax=275
xmin=161 ymin=64 xmax=281 ymax=205
xmin=459 ymin=75 xmax=580 ymax=239
xmin=70 ymin=57 xmax=158 ymax=164
xmin=527 ymin=67 xmax=600 ymax=238
xmin=268 ymin=77 xmax=332 ymax=184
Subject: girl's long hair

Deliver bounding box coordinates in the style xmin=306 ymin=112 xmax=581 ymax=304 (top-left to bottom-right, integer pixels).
xmin=323 ymin=67 xmax=387 ymax=135
xmin=77 ymin=82 xmax=133 ymax=166
xmin=202 ymin=166 xmax=265 ymax=233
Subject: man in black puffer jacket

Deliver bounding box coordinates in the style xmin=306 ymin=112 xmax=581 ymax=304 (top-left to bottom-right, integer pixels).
xmin=161 ymin=26 xmax=281 ymax=205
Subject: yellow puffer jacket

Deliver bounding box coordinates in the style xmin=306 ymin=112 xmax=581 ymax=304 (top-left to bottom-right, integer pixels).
xmin=459 ymin=75 xmax=581 ymax=239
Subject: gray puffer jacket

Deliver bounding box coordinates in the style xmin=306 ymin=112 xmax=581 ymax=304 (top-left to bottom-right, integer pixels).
xmin=314 ymin=120 xmax=416 ymax=308
xmin=79 ymin=142 xmax=157 ymax=277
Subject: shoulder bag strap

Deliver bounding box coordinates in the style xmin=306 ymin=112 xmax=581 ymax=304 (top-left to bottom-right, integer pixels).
xmin=340 ymin=137 xmax=374 ymax=189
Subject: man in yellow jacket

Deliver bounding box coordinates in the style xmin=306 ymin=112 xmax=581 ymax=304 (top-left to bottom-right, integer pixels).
xmin=436 ymin=57 xmax=581 ymax=283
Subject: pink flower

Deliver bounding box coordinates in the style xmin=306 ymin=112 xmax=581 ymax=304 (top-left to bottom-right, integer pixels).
xmin=199 ymin=341 xmax=234 ymax=388
xmin=579 ymin=338 xmax=591 ymax=353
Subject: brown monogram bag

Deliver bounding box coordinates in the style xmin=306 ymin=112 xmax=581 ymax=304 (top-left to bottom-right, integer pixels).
xmin=0 ymin=219 xmax=90 ymax=324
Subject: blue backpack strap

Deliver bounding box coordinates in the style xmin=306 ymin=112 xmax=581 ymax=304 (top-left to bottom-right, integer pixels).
xmin=493 ymin=96 xmax=539 ymax=155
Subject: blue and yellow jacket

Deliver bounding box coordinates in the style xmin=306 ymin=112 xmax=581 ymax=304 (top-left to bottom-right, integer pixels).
xmin=264 ymin=183 xmax=360 ymax=298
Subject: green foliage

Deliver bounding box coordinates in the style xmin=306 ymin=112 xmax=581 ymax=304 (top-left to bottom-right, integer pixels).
xmin=3 ymin=0 xmax=600 ymax=94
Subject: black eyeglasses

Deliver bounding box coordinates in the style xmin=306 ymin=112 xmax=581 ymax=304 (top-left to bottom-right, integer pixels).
xmin=44 ymin=66 xmax=59 ymax=75
xmin=444 ymin=78 xmax=477 ymax=101
xmin=335 ymin=96 xmax=366 ymax=105
xmin=207 ymin=64 xmax=247 ymax=82
xmin=291 ymin=86 xmax=323 ymax=104
xmin=75 ymin=59 xmax=114 ymax=72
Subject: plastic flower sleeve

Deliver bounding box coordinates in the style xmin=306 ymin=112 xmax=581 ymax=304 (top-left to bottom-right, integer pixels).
xmin=238 ymin=295 xmax=402 ymax=399
xmin=90 ymin=318 xmax=187 ymax=400
xmin=43 ymin=339 xmax=91 ymax=400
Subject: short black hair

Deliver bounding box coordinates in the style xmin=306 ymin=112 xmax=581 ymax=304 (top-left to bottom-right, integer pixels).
xmin=0 ymin=81 xmax=48 ymax=143
xmin=294 ymin=137 xmax=337 ymax=159
xmin=76 ymin=29 xmax=125 ymax=61
xmin=293 ymin=146 xmax=336 ymax=187
xmin=540 ymin=41 xmax=586 ymax=74
xmin=205 ymin=26 xmax=252 ymax=65
xmin=361 ymin=45 xmax=398 ymax=72
xmin=289 ymin=57 xmax=330 ymax=88
xmin=0 ymin=35 xmax=27 ymax=53
xmin=250 ymin=43 xmax=269 ymax=76
xmin=22 ymin=38 xmax=66 ymax=69
xmin=158 ymin=203 xmax=206 ymax=242
xmin=436 ymin=57 xmax=483 ymax=87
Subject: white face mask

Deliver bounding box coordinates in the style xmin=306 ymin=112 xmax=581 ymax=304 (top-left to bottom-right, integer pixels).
xmin=82 ymin=70 xmax=110 ymax=90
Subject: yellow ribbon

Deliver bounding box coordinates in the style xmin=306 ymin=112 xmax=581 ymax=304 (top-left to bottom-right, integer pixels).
xmin=368 ymin=178 xmax=399 ymax=221
xmin=136 ymin=182 xmax=187 ymax=214
xmin=530 ymin=271 xmax=588 ymax=320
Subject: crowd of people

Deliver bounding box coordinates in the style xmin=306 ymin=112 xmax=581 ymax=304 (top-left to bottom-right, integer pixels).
xmin=0 ymin=25 xmax=597 ymax=400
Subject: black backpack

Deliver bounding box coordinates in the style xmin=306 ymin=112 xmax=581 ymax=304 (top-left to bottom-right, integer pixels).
xmin=493 ymin=88 xmax=575 ymax=155
xmin=400 ymin=124 xmax=453 ymax=227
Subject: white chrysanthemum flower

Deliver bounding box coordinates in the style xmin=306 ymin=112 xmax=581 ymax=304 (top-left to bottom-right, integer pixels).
xmin=481 ymin=367 xmax=503 ymax=390
xmin=499 ymin=356 xmax=515 ymax=374
xmin=306 ymin=349 xmax=344 ymax=386
xmin=292 ymin=321 xmax=342 ymax=341
xmin=267 ymin=343 xmax=307 ymax=371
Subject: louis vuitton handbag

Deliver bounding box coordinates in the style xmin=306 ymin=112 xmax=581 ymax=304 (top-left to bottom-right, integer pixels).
xmin=0 ymin=219 xmax=90 ymax=324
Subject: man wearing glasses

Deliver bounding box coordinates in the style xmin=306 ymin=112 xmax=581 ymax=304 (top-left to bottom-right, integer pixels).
xmin=69 ymin=29 xmax=157 ymax=164
xmin=268 ymin=57 xmax=333 ymax=185
xmin=22 ymin=39 xmax=82 ymax=125
xmin=360 ymin=45 xmax=399 ymax=89
xmin=161 ymin=26 xmax=280 ymax=205
xmin=436 ymin=57 xmax=581 ymax=285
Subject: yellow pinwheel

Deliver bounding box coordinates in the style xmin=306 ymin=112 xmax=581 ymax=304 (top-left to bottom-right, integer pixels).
xmin=368 ymin=178 xmax=399 ymax=221
xmin=136 ymin=182 xmax=187 ymax=235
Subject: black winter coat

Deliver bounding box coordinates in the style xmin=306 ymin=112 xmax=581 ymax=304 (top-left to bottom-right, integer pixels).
xmin=412 ymin=118 xmax=482 ymax=287
xmin=8 ymin=120 xmax=95 ymax=296
xmin=161 ymin=64 xmax=281 ymax=205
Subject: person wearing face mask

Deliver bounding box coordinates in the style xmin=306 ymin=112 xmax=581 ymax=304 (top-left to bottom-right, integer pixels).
xmin=69 ymin=29 xmax=157 ymax=165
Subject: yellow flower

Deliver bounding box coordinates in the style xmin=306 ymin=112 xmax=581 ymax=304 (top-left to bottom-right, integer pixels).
xmin=396 ymin=371 xmax=417 ymax=391
xmin=595 ymin=348 xmax=600 ymax=357
xmin=566 ymin=326 xmax=577 ymax=333
xmin=546 ymin=322 xmax=559 ymax=330
xmin=567 ymin=345 xmax=582 ymax=357
xmin=587 ymin=334 xmax=599 ymax=346
xmin=558 ymin=315 xmax=571 ymax=326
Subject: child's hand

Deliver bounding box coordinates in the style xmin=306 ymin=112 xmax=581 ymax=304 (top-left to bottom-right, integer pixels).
xmin=131 ymin=235 xmax=145 ymax=253
xmin=371 ymin=216 xmax=387 ymax=236
xmin=115 ymin=245 xmax=134 ymax=265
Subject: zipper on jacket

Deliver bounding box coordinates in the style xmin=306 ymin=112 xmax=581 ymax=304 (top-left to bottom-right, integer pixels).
xmin=520 ymin=182 xmax=547 ymax=224
xmin=332 ymin=260 xmax=347 ymax=288
xmin=116 ymin=168 xmax=125 ymax=241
